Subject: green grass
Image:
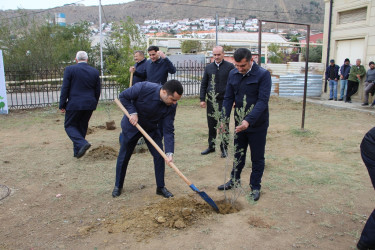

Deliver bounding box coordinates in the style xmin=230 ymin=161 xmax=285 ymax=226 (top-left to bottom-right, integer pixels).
xmin=290 ymin=128 xmax=318 ymax=137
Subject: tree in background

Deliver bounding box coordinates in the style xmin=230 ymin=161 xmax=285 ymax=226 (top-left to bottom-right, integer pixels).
xmin=301 ymin=44 xmax=322 ymax=63
xmin=0 ymin=12 xmax=91 ymax=69
xmin=222 ymin=44 xmax=234 ymax=52
xmin=180 ymin=40 xmax=202 ymax=53
xmin=104 ymin=17 xmax=146 ymax=90
xmin=267 ymin=43 xmax=285 ymax=64
xmin=290 ymin=36 xmax=301 ymax=54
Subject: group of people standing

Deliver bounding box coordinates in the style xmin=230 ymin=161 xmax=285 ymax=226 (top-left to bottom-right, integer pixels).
xmin=59 ymin=46 xmax=271 ymax=203
xmin=59 ymin=48 xmax=373 ymax=249
xmin=325 ymin=58 xmax=375 ymax=105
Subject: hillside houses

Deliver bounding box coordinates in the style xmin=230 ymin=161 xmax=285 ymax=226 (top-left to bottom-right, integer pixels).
xmin=139 ymin=17 xmax=260 ymax=34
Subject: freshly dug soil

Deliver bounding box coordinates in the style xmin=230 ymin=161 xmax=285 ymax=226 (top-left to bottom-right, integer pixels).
xmin=78 ymin=195 xmax=240 ymax=240
xmin=106 ymin=120 xmax=116 ymax=130
xmin=86 ymin=145 xmax=118 ymax=160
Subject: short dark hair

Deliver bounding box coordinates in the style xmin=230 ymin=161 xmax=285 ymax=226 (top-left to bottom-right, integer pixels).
xmin=234 ymin=48 xmax=252 ymax=62
xmin=162 ymin=80 xmax=183 ymax=96
xmin=147 ymin=46 xmax=159 ymax=52
xmin=134 ymin=50 xmax=145 ymax=56
xmin=344 ymin=58 xmax=350 ymax=62
xmin=369 ymin=61 xmax=374 ymax=66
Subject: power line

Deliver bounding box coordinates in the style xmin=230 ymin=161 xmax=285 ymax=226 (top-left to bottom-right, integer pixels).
xmin=100 ymin=3 xmax=109 ymax=24
xmin=137 ymin=0 xmax=323 ymax=15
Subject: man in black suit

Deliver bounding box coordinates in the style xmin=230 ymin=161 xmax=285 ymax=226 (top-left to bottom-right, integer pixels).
xmin=112 ymin=80 xmax=183 ymax=198
xmin=131 ymin=50 xmax=148 ymax=85
xmin=130 ymin=46 xmax=176 ymax=85
xmin=217 ymin=48 xmax=271 ymax=202
xmin=59 ymin=51 xmax=101 ymax=158
xmin=200 ymin=46 xmax=234 ymax=158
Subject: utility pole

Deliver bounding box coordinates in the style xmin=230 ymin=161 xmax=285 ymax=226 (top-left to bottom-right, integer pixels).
xmin=215 ymin=13 xmax=218 ymax=46
xmin=98 ymin=0 xmax=104 ymax=78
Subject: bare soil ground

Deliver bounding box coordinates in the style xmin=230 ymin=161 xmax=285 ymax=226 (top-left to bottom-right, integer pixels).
xmin=0 ymin=96 xmax=374 ymax=249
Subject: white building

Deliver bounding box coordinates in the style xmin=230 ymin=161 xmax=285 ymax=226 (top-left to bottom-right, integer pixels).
xmin=322 ymin=0 xmax=375 ymax=100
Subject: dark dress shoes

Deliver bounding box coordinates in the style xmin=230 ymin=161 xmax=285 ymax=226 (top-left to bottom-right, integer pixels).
xmin=76 ymin=143 xmax=91 ymax=159
xmin=201 ymin=147 xmax=215 ymax=155
xmin=112 ymin=186 xmax=122 ymax=197
xmin=250 ymin=189 xmax=260 ymax=201
xmin=217 ymin=179 xmax=241 ymax=190
xmin=221 ymin=151 xmax=228 ymax=158
xmin=156 ymin=187 xmax=174 ymax=198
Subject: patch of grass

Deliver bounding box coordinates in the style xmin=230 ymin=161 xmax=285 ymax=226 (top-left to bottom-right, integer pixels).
xmin=178 ymin=97 xmax=200 ymax=106
xmin=290 ymin=128 xmax=317 ymax=137
xmin=318 ymin=221 xmax=334 ymax=228
xmin=320 ymin=205 xmax=343 ymax=215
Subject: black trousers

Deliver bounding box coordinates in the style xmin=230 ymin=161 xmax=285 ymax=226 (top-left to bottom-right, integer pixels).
xmin=64 ymin=110 xmax=93 ymax=156
xmin=115 ymin=130 xmax=165 ymax=189
xmin=231 ymin=128 xmax=267 ymax=190
xmin=206 ymin=99 xmax=228 ymax=152
xmin=346 ymin=80 xmax=359 ymax=101
xmin=358 ymin=151 xmax=375 ymax=247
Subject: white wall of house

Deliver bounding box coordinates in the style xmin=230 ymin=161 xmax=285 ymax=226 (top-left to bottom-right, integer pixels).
xmin=323 ymin=0 xmax=375 ymax=100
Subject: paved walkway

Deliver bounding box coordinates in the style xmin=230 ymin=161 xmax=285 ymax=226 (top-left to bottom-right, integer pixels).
xmin=286 ymin=97 xmax=375 ymax=116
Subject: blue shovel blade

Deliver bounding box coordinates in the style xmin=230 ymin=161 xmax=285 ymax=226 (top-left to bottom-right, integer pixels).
xmin=190 ymin=184 xmax=219 ymax=212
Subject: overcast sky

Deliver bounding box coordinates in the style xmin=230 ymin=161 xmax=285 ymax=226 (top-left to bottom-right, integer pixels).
xmin=0 ymin=0 xmax=133 ymax=10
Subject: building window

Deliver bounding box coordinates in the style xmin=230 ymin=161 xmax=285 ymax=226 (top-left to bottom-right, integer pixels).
xmin=338 ymin=7 xmax=367 ymax=24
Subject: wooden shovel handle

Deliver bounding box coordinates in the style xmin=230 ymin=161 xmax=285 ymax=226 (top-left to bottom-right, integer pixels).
xmin=114 ymin=98 xmax=192 ymax=186
xmin=129 ymin=72 xmax=133 ymax=87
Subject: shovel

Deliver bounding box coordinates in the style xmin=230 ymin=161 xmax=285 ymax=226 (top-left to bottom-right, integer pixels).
xmin=114 ymin=98 xmax=219 ymax=212
xmin=129 ymin=72 xmax=134 ymax=87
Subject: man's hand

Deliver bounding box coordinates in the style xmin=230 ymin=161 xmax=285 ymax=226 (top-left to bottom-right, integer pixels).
xmin=157 ymin=51 xmax=166 ymax=59
xmin=129 ymin=114 xmax=138 ymax=126
xmin=340 ymin=75 xmax=344 ymax=79
xmin=129 ymin=66 xmax=135 ymax=73
xmin=200 ymin=101 xmax=206 ymax=108
xmin=60 ymin=109 xmax=66 ymax=113
xmin=357 ymin=74 xmax=361 ymax=80
xmin=235 ymin=120 xmax=249 ymax=133
xmin=334 ymin=78 xmax=338 ymax=81
xmin=165 ymin=155 xmax=173 ymax=164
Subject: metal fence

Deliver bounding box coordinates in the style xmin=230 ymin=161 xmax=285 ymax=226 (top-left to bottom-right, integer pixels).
xmin=4 ymin=61 xmax=205 ymax=109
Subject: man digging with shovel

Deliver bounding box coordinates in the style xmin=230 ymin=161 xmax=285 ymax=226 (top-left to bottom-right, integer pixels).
xmin=112 ymin=80 xmax=183 ymax=198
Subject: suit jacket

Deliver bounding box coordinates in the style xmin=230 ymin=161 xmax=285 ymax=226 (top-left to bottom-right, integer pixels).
xmin=134 ymin=57 xmax=176 ymax=85
xmin=119 ymin=81 xmax=177 ymax=153
xmin=59 ymin=62 xmax=101 ymax=110
xmin=223 ymin=62 xmax=271 ymax=132
xmin=200 ymin=60 xmax=235 ymax=101
xmin=132 ymin=58 xmax=148 ymax=84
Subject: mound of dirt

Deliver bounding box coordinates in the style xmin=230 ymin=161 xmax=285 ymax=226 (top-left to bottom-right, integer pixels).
xmin=78 ymin=195 xmax=240 ymax=240
xmin=86 ymin=145 xmax=118 ymax=160
xmin=87 ymin=125 xmax=107 ymax=135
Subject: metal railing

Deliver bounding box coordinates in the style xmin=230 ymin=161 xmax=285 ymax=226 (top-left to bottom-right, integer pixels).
xmin=4 ymin=62 xmax=205 ymax=109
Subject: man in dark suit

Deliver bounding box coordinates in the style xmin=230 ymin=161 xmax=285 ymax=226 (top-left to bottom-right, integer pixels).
xmin=59 ymin=51 xmax=101 ymax=158
xmin=112 ymin=80 xmax=183 ymax=198
xmin=217 ymin=48 xmax=271 ymax=202
xmin=131 ymin=50 xmax=148 ymax=85
xmin=200 ymin=46 xmax=234 ymax=158
xmin=129 ymin=45 xmax=176 ymax=85
xmin=130 ymin=46 xmax=177 ymax=137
